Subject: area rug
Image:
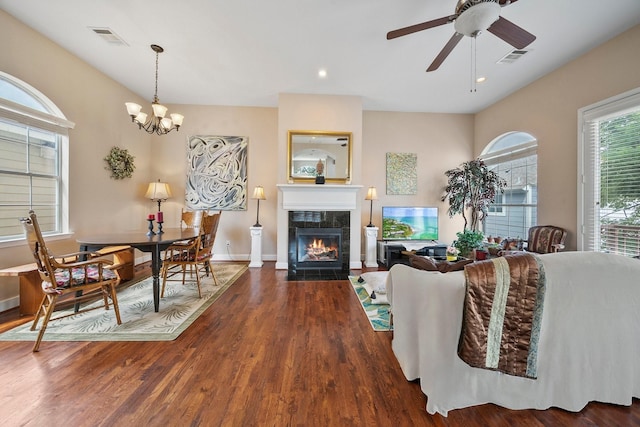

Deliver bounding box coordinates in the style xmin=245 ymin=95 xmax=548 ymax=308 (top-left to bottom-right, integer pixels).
xmin=0 ymin=262 xmax=247 ymax=342
xmin=348 ymin=275 xmax=392 ymax=332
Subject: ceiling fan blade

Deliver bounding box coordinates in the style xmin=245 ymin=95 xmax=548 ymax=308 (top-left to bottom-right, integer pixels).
xmin=426 ymin=32 xmax=464 ymax=72
xmin=487 ymin=16 xmax=536 ymax=49
xmin=387 ymin=15 xmax=456 ymax=40
xmin=498 ymin=0 xmax=518 ymax=5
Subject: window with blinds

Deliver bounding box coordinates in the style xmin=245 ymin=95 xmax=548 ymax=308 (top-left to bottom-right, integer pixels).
xmin=0 ymin=72 xmax=73 ymax=242
xmin=579 ymin=88 xmax=640 ymax=256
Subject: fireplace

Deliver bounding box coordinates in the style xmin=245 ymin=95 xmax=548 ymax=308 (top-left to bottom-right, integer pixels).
xmin=288 ymin=211 xmax=350 ymax=280
xmin=296 ymin=227 xmax=342 ymax=270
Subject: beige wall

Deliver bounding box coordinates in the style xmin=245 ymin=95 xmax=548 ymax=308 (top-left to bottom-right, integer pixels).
xmin=362 ymin=111 xmax=473 ymax=244
xmin=475 ymin=25 xmax=640 ymax=250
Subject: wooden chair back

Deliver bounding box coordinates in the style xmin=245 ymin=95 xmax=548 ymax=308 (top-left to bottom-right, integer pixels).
xmin=181 ymin=209 xmax=204 ymax=229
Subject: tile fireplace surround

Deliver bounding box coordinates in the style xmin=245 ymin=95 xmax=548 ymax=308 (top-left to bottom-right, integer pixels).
xmin=276 ymin=184 xmax=363 ymax=271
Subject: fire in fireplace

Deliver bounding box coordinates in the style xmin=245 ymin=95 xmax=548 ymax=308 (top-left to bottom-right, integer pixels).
xmin=295 ymin=227 xmax=342 ymax=270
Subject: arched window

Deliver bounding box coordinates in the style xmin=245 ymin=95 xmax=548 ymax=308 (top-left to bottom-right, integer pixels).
xmin=0 ymin=71 xmax=74 ymax=244
xmin=480 ymin=131 xmax=537 ymax=240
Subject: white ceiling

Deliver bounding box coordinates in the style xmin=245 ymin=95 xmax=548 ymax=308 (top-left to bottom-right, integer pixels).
xmin=2 ymin=0 xmax=640 ymax=114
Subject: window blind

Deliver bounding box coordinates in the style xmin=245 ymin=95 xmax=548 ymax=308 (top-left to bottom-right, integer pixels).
xmin=579 ymin=88 xmax=640 ymax=256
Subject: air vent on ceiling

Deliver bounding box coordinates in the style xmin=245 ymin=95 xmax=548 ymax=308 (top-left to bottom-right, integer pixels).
xmin=88 ymin=27 xmax=128 ymax=46
xmin=496 ymin=49 xmax=530 ymax=64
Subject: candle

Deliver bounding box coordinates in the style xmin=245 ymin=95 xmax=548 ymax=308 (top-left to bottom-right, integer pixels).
xmin=157 ymin=211 xmax=163 ymax=223
xmin=148 ymin=214 xmax=155 ymax=221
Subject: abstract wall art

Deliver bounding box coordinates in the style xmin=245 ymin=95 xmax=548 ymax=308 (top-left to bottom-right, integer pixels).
xmin=186 ymin=135 xmax=248 ymax=210
xmin=386 ymin=152 xmax=417 ymax=195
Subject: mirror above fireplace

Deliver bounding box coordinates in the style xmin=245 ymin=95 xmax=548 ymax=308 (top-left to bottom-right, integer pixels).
xmin=287 ymin=130 xmax=352 ymax=184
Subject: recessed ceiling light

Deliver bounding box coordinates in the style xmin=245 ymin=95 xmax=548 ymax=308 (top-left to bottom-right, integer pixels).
xmin=476 ymin=76 xmax=486 ymax=83
xmin=318 ymin=69 xmax=328 ymax=79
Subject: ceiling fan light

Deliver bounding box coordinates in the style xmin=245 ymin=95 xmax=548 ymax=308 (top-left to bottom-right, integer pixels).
xmin=454 ymin=2 xmax=501 ymax=37
xmin=152 ymin=103 xmax=168 ymax=118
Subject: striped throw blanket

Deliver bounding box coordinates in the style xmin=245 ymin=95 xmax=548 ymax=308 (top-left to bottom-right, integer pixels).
xmin=457 ymin=252 xmax=546 ymax=379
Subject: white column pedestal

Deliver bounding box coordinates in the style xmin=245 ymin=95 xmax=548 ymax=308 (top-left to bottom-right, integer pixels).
xmin=364 ymin=226 xmax=379 ymax=268
xmin=249 ymin=226 xmax=263 ymax=268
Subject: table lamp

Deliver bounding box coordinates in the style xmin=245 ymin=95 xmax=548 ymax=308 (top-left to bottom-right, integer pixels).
xmin=365 ymin=186 xmax=378 ymax=227
xmin=145 ymin=179 xmax=172 ymax=213
xmin=252 ymin=186 xmax=266 ymax=227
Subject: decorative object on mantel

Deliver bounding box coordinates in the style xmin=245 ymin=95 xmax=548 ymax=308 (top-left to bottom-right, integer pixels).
xmin=252 ymin=186 xmax=266 ymax=227
xmin=186 ymin=135 xmax=248 ymax=211
xmin=386 ymin=152 xmax=417 ymax=195
xmin=315 ymin=175 xmax=325 ymax=184
xmin=441 ymin=158 xmax=506 ymax=231
xmin=365 ymin=186 xmax=378 ymax=227
xmin=125 ymin=44 xmax=184 ymax=135
xmin=104 ymin=146 xmax=135 ymax=180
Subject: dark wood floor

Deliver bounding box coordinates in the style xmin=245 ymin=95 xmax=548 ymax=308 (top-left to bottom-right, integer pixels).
xmin=0 ymin=262 xmax=638 ymax=426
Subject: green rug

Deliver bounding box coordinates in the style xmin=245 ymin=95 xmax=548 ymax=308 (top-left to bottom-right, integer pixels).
xmin=348 ymin=275 xmax=392 ymax=332
xmin=0 ymin=262 xmax=247 ymax=342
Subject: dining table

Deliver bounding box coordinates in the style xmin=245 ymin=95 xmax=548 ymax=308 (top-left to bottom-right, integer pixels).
xmin=77 ymin=228 xmax=200 ymax=312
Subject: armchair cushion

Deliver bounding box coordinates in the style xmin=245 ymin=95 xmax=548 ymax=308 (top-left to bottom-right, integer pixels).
xmin=49 ymin=265 xmax=117 ymax=293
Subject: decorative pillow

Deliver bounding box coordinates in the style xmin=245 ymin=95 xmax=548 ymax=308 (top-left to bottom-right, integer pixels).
xmin=408 ymin=254 xmax=439 ymax=271
xmin=360 ymin=271 xmax=390 ymax=294
xmin=409 ymin=254 xmax=472 ymax=273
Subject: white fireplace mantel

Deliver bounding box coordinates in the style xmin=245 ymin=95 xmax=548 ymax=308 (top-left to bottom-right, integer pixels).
xmin=276 ymin=184 xmax=363 ymax=270
xmin=278 ymin=184 xmax=361 ymax=211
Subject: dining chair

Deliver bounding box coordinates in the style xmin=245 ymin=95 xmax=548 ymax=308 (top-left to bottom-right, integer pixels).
xmin=19 ymin=211 xmax=122 ymax=352
xmin=195 ymin=211 xmax=221 ymax=286
xmin=160 ymin=211 xmax=222 ymax=298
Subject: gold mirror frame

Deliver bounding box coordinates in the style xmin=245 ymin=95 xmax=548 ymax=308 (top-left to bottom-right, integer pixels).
xmin=287 ymin=130 xmax=352 ymax=184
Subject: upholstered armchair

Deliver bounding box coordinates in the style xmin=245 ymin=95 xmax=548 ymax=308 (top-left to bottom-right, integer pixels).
xmin=525 ymin=225 xmax=567 ymax=254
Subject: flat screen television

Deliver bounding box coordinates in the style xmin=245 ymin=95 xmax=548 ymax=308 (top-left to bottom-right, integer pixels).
xmin=381 ymin=206 xmax=438 ymax=241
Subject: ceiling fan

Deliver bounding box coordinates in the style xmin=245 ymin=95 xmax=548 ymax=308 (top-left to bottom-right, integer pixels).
xmin=387 ymin=0 xmax=536 ymax=72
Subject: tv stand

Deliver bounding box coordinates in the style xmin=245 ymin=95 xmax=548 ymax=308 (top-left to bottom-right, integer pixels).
xmin=377 ymin=240 xmax=446 ymax=269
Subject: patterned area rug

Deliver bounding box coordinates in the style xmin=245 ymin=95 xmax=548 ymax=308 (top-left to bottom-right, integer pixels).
xmin=0 ymin=263 xmax=247 ymax=342
xmin=348 ymin=275 xmax=392 ymax=332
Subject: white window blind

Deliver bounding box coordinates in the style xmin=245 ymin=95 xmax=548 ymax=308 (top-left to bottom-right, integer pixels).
xmin=579 ymin=88 xmax=640 ymax=256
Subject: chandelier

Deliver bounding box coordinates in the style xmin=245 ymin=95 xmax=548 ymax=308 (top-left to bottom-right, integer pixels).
xmin=125 ymin=44 xmax=184 ymax=135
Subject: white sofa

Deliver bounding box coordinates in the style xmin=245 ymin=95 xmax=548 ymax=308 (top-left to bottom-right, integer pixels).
xmin=388 ymin=251 xmax=640 ymax=416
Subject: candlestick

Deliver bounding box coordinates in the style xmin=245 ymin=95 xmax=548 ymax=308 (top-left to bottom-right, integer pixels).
xmin=157 ymin=220 xmax=164 ymax=234
xmin=147 ymin=218 xmax=156 ymax=236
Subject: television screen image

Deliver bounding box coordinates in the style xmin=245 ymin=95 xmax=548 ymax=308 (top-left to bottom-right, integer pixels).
xmin=382 ymin=206 xmax=438 ymax=241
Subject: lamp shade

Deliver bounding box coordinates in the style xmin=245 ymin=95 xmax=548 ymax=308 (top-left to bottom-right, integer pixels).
xmin=145 ymin=180 xmax=172 ymax=201
xmin=252 ymin=186 xmax=266 ymax=200
xmin=365 ymin=186 xmax=378 ymax=201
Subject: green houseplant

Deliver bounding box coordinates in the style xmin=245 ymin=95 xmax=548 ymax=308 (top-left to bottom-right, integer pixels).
xmin=441 ymin=158 xmax=507 ymax=232
xmin=453 ymin=229 xmax=485 ymax=258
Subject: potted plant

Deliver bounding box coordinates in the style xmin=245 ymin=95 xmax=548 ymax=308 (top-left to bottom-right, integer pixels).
xmin=453 ymin=229 xmax=485 ymax=259
xmin=441 ymin=158 xmax=507 ymax=232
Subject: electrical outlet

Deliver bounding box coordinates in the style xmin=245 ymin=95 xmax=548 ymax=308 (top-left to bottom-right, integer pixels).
xmin=226 ymin=240 xmax=231 ymax=246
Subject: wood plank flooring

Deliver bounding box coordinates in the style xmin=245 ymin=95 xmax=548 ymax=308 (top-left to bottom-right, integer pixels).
xmin=0 ymin=262 xmax=638 ymax=426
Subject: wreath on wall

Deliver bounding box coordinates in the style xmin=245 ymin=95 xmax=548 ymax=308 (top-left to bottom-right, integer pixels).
xmin=104 ymin=146 xmax=135 ymax=180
